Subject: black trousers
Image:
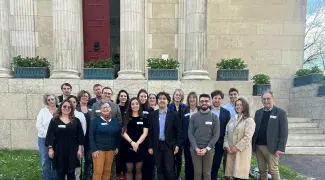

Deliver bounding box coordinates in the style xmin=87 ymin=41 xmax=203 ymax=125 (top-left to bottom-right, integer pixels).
xmin=57 ymin=169 xmax=75 ymax=180
xmin=174 ymin=148 xmax=183 ymax=179
xmin=183 ymin=139 xmax=194 ymax=180
xmin=142 ymin=152 xmax=155 ymax=180
xmin=154 ymin=141 xmax=176 ymax=180
xmin=211 ymin=143 xmax=225 ymax=180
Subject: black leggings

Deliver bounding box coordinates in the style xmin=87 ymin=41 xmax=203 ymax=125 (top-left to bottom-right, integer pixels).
xmin=233 ymin=178 xmax=247 ymax=180
xmin=56 ymin=169 xmax=75 ymax=180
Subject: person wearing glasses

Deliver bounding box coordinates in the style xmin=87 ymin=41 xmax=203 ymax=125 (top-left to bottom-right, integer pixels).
xmin=45 ymin=99 xmax=84 ymax=180
xmin=89 ymin=101 xmax=120 ymax=180
xmin=36 ymin=93 xmax=59 ymax=180
xmin=188 ymin=94 xmax=220 ymax=180
xmin=252 ymin=90 xmax=288 ymax=180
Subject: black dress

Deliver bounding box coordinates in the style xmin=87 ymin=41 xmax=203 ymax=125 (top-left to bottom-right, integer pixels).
xmin=124 ymin=116 xmax=148 ymax=163
xmin=45 ymin=117 xmax=84 ymax=175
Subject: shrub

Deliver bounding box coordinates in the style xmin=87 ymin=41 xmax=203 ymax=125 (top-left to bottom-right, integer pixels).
xmin=12 ymin=55 xmax=50 ymax=68
xmin=147 ymin=58 xmax=180 ymax=69
xmin=84 ymin=58 xmax=114 ymax=68
xmin=295 ymin=65 xmax=322 ymax=77
xmin=216 ymin=58 xmax=248 ymax=69
xmin=251 ymin=74 xmax=270 ymax=85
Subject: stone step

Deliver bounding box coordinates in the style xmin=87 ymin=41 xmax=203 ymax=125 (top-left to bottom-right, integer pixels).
xmin=287 ymin=139 xmax=325 ymax=147
xmin=287 ymin=117 xmax=313 ymax=123
xmin=286 ymin=147 xmax=325 ymax=155
xmin=289 ymin=128 xmax=324 ymax=134
xmin=288 ymin=134 xmax=325 ymax=140
xmin=288 ymin=123 xmax=318 ymax=128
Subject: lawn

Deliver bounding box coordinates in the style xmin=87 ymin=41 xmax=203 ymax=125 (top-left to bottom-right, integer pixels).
xmin=0 ymin=149 xmax=304 ymax=180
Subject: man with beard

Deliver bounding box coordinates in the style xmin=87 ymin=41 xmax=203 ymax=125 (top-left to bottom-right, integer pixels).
xmin=188 ymin=94 xmax=220 ymax=180
xmin=58 ymin=83 xmax=72 ymax=103
xmin=88 ymin=84 xmax=102 ymax=107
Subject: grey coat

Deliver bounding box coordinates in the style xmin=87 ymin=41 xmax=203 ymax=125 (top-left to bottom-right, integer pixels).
xmin=91 ymin=100 xmax=122 ymax=126
xmin=252 ymin=106 xmax=288 ymax=154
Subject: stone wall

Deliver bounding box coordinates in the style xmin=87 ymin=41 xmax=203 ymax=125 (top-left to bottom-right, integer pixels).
xmin=0 ymin=78 xmax=289 ymax=150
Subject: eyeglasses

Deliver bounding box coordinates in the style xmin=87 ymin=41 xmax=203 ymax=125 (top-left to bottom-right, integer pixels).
xmin=200 ymin=100 xmax=209 ymax=103
xmin=82 ymin=94 xmax=89 ymax=98
xmin=62 ymin=105 xmax=71 ymax=110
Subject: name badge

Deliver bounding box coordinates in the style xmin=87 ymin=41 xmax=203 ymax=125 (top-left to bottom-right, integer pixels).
xmin=88 ymin=109 xmax=92 ymax=111
xmin=205 ymin=121 xmax=212 ymax=125
xmin=143 ymin=111 xmax=149 ymax=114
xmin=101 ymin=123 xmax=107 ymax=125
xmin=96 ymin=110 xmax=100 ymax=113
xmin=137 ymin=122 xmax=143 ymax=125
xmin=184 ymin=113 xmax=190 ymax=117
xmin=270 ymin=115 xmax=277 ymax=119
xmin=58 ymin=125 xmax=66 ymax=128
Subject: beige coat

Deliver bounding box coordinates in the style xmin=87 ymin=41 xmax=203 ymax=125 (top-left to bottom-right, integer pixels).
xmin=223 ymin=114 xmax=256 ymax=179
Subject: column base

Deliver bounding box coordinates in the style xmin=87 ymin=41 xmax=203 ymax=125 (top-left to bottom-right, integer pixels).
xmin=182 ymin=70 xmax=211 ymax=80
xmin=50 ymin=69 xmax=80 ymax=79
xmin=117 ymin=70 xmax=145 ymax=80
xmin=0 ymin=68 xmax=13 ymax=78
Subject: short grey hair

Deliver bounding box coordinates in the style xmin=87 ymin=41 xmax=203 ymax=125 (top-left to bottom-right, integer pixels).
xmin=43 ymin=93 xmax=59 ymax=106
xmin=261 ymin=89 xmax=275 ymax=98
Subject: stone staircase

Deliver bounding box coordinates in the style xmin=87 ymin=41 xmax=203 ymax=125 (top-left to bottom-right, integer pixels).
xmin=286 ymin=117 xmax=325 ymax=155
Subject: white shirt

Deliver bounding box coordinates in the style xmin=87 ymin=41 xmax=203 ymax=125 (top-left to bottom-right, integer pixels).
xmin=36 ymin=107 xmax=54 ymax=138
xmin=75 ymin=110 xmax=87 ymax=136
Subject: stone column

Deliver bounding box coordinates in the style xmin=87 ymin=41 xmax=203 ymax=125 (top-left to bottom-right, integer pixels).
xmin=118 ymin=0 xmax=145 ymax=79
xmin=182 ymin=0 xmax=210 ymax=80
xmin=0 ymin=0 xmax=13 ymax=77
xmin=50 ymin=0 xmax=82 ymax=79
xmin=178 ymin=0 xmax=186 ymax=78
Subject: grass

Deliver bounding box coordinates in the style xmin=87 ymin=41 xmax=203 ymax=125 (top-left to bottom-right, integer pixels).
xmin=0 ymin=150 xmax=303 ymax=180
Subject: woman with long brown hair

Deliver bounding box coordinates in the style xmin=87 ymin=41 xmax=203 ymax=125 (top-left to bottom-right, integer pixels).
xmin=45 ymin=99 xmax=84 ymax=180
xmin=223 ymin=98 xmax=256 ymax=180
xmin=122 ymin=97 xmax=148 ymax=180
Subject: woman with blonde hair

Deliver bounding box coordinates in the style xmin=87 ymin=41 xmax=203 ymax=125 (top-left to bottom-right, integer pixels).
xmin=36 ymin=93 xmax=59 ymax=180
xmin=223 ymin=98 xmax=256 ymax=180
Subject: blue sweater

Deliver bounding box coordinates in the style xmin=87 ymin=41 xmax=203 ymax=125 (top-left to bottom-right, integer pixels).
xmin=89 ymin=116 xmax=120 ymax=153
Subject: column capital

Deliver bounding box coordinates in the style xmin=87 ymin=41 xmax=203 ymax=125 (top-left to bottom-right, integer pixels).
xmin=50 ymin=69 xmax=80 ymax=79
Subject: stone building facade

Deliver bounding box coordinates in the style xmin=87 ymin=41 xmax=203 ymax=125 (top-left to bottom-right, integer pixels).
xmin=0 ymin=0 xmax=306 ymax=149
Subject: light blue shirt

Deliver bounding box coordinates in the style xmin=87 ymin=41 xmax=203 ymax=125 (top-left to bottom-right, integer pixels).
xmin=159 ymin=109 xmax=167 ymax=141
xmin=211 ymin=107 xmax=220 ymax=118
xmin=223 ymin=103 xmax=236 ymax=118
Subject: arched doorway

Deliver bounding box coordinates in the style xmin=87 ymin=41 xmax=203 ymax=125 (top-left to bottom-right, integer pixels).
xmin=82 ymin=0 xmax=120 ymax=72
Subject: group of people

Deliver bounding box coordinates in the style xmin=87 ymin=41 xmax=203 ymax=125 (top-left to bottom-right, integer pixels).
xmin=36 ymin=82 xmax=288 ymax=180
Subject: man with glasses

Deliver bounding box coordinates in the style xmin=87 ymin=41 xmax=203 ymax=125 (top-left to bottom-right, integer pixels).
xmin=148 ymin=91 xmax=182 ymax=180
xmin=223 ymin=88 xmax=239 ymax=118
xmin=188 ymin=94 xmax=220 ymax=180
xmin=252 ymin=90 xmax=288 ymax=180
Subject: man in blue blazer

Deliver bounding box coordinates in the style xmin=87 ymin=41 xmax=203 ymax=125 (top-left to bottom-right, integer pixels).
xmin=210 ymin=90 xmax=231 ymax=180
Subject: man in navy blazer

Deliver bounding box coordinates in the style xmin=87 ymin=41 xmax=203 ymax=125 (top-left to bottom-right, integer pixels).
xmin=210 ymin=90 xmax=231 ymax=180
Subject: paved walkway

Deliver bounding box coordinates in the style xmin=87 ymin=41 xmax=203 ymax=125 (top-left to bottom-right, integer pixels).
xmin=280 ymin=155 xmax=325 ymax=180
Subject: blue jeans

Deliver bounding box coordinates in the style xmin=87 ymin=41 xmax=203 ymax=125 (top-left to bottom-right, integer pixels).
xmin=38 ymin=137 xmax=57 ymax=180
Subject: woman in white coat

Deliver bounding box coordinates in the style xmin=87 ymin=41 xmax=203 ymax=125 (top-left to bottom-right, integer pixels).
xmin=223 ymin=98 xmax=256 ymax=180
xmin=36 ymin=93 xmax=59 ymax=180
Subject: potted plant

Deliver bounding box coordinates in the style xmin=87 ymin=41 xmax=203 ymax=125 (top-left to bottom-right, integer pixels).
xmin=252 ymin=74 xmax=271 ymax=96
xmin=216 ymin=58 xmax=249 ymax=81
xmin=293 ymin=66 xmax=323 ymax=87
xmin=147 ymin=58 xmax=180 ymax=80
xmin=12 ymin=55 xmax=50 ymax=78
xmin=84 ymin=58 xmax=115 ymax=79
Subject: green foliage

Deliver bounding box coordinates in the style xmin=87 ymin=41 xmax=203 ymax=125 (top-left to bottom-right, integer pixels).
xmin=12 ymin=55 xmax=50 ymax=68
xmin=84 ymin=58 xmax=114 ymax=68
xmin=216 ymin=58 xmax=248 ymax=69
xmin=295 ymin=65 xmax=322 ymax=76
xmin=147 ymin=58 xmax=180 ymax=69
xmin=252 ymin=74 xmax=271 ymax=85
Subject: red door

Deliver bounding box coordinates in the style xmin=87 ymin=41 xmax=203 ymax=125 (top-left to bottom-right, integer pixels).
xmin=83 ymin=0 xmax=110 ymax=62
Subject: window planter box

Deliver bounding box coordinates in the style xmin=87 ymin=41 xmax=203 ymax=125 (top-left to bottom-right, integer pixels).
xmin=317 ymin=85 xmax=325 ymax=96
xmin=293 ymin=74 xmax=323 ymax=87
xmin=148 ymin=69 xmax=178 ymax=80
xmin=83 ymin=68 xmax=115 ymax=79
xmin=217 ymin=69 xmax=249 ymax=81
xmin=253 ymin=84 xmax=271 ymax=96
xmin=14 ymin=67 xmax=50 ymax=78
